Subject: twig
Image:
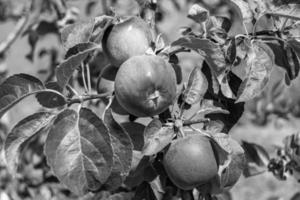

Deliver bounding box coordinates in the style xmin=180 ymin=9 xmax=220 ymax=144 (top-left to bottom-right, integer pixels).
xmin=67 ymin=92 xmax=112 ymax=105
xmin=0 ymin=15 xmax=29 ymax=56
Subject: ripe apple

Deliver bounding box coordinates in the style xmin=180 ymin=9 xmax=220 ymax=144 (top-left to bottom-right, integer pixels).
xmin=163 ymin=134 xmax=218 ymax=190
xmin=114 ymin=55 xmax=177 ymax=117
xmin=102 ymin=16 xmax=153 ymax=67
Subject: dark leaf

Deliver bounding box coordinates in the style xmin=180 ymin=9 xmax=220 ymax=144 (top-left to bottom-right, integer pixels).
xmin=103 ymin=109 xmax=133 ymax=190
xmin=142 ymin=119 xmax=175 ymax=156
xmin=45 ymin=108 xmax=114 ymax=195
xmin=224 ymin=38 xmax=236 ymax=64
xmin=171 ymin=64 xmax=183 ymax=84
xmin=0 ymin=74 xmax=44 ymax=118
xmin=202 ymin=61 xmax=220 ymax=95
xmin=184 ymin=66 xmax=208 ymax=105
xmin=149 ymin=176 xmax=164 ymax=200
xmin=61 ymin=20 xmax=95 ymax=49
xmin=35 ymin=89 xmax=67 ymax=108
xmin=291 ymin=192 xmax=300 ymax=200
xmin=242 ymin=141 xmax=270 ymax=177
xmin=121 ymin=122 xmax=145 ymax=151
xmin=55 ymin=42 xmax=99 ymax=88
xmin=4 ymin=112 xmax=56 ymax=175
xmin=133 ymin=182 xmax=157 ymax=200
xmin=236 ymin=42 xmax=274 ymax=102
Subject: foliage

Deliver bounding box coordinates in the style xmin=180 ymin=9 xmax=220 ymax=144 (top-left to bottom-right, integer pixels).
xmin=0 ymin=0 xmax=299 ymax=200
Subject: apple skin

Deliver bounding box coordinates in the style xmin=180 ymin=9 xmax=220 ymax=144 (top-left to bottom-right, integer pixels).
xmin=163 ymin=134 xmax=218 ymax=190
xmin=114 ymin=55 xmax=177 ymax=117
xmin=102 ymin=16 xmax=153 ymax=67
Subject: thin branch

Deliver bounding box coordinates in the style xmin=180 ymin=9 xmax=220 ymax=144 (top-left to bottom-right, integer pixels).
xmin=0 ymin=15 xmax=29 ymax=56
xmin=67 ymin=92 xmax=113 ymax=105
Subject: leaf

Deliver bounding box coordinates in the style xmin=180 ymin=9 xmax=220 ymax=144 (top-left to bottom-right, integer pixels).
xmin=45 ymin=108 xmax=114 ymax=195
xmin=4 ymin=112 xmax=56 ymax=175
xmin=0 ymin=74 xmax=44 ymax=118
xmin=56 ymin=42 xmax=100 ymax=88
xmin=265 ymin=40 xmax=299 ymax=81
xmin=242 ymin=141 xmax=270 ymax=177
xmin=172 ymin=36 xmax=227 ymax=79
xmin=184 ymin=66 xmax=208 ymax=105
xmin=91 ymin=15 xmax=115 ymax=43
xmin=236 ymin=42 xmax=274 ymax=102
xmin=226 ymin=0 xmax=253 ymax=24
xmin=142 ymin=119 xmax=175 ymax=156
xmin=61 ymin=20 xmax=95 ymax=50
xmin=35 ymin=90 xmax=67 ymax=109
xmin=149 ymin=176 xmax=164 ymax=200
xmin=187 ymin=4 xmax=210 ymax=23
xmin=133 ymin=182 xmax=157 ymax=200
xmin=121 ymin=122 xmax=145 ymax=151
xmin=103 ymin=109 xmax=133 ymax=190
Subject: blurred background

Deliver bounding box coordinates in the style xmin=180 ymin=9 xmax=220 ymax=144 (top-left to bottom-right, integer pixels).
xmin=0 ymin=0 xmax=300 ymax=199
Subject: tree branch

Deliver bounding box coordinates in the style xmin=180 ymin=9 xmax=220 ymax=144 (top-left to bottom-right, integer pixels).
xmin=0 ymin=15 xmax=29 ymax=56
xmin=67 ymin=92 xmax=112 ymax=105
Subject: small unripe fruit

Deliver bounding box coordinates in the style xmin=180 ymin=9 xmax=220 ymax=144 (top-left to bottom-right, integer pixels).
xmin=163 ymin=134 xmax=218 ymax=190
xmin=102 ymin=16 xmax=153 ymax=67
xmin=115 ymin=55 xmax=177 ymax=117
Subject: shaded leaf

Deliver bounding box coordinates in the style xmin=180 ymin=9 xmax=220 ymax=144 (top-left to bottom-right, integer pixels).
xmin=149 ymin=176 xmax=164 ymax=200
xmin=35 ymin=90 xmax=67 ymax=109
xmin=242 ymin=141 xmax=270 ymax=177
xmin=45 ymin=108 xmax=114 ymax=195
xmin=56 ymin=42 xmax=100 ymax=88
xmin=142 ymin=119 xmax=175 ymax=156
xmin=236 ymin=42 xmax=274 ymax=102
xmin=103 ymin=109 xmax=133 ymax=190
xmin=133 ymin=182 xmax=157 ymax=200
xmin=5 ymin=112 xmax=56 ymax=175
xmin=121 ymin=122 xmax=145 ymax=151
xmin=184 ymin=66 xmax=208 ymax=105
xmin=61 ymin=20 xmax=95 ymax=50
xmin=0 ymin=74 xmax=44 ymax=118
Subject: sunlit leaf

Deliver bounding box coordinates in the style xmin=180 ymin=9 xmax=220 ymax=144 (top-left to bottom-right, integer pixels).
xmin=226 ymin=0 xmax=253 ymax=24
xmin=184 ymin=66 xmax=208 ymax=105
xmin=142 ymin=119 xmax=175 ymax=156
xmin=0 ymin=74 xmax=44 ymax=118
xmin=61 ymin=20 xmax=95 ymax=50
xmin=45 ymin=108 xmax=114 ymax=195
xmin=56 ymin=42 xmax=100 ymax=88
xmin=236 ymin=42 xmax=274 ymax=102
xmin=172 ymin=36 xmax=227 ymax=79
xmin=187 ymin=4 xmax=210 ymax=23
xmin=4 ymin=112 xmax=56 ymax=175
xmin=103 ymin=109 xmax=133 ymax=190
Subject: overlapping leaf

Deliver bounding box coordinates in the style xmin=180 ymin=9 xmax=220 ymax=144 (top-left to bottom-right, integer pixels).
xmin=103 ymin=109 xmax=133 ymax=190
xmin=4 ymin=112 xmax=56 ymax=175
xmin=236 ymin=42 xmax=274 ymax=102
xmin=45 ymin=108 xmax=114 ymax=195
xmin=0 ymin=74 xmax=64 ymax=118
xmin=56 ymin=42 xmax=100 ymax=88
xmin=226 ymin=0 xmax=253 ymax=24
xmin=184 ymin=66 xmax=208 ymax=105
xmin=61 ymin=20 xmax=95 ymax=50
xmin=142 ymin=119 xmax=175 ymax=156
xmin=172 ymin=36 xmax=227 ymax=77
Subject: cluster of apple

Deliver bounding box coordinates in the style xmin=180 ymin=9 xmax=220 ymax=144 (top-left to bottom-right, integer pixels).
xmin=99 ymin=16 xmax=177 ymax=117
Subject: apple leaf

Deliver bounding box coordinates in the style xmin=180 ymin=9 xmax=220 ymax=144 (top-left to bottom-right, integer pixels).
xmin=56 ymin=42 xmax=100 ymax=88
xmin=187 ymin=4 xmax=210 ymax=23
xmin=45 ymin=108 xmax=113 ymax=195
xmin=172 ymin=36 xmax=227 ymax=78
xmin=0 ymin=74 xmax=45 ymax=118
xmin=242 ymin=141 xmax=270 ymax=177
xmin=142 ymin=119 xmax=175 ymax=156
xmin=199 ymin=99 xmax=229 ymax=117
xmin=91 ymin=15 xmax=115 ymax=44
xmin=226 ymin=0 xmax=253 ymax=24
xmin=61 ymin=20 xmax=95 ymax=50
xmin=103 ymin=109 xmax=133 ymax=190
xmin=121 ymin=122 xmax=145 ymax=151
xmin=149 ymin=176 xmax=164 ymax=200
xmin=4 ymin=112 xmax=56 ymax=175
xmin=133 ymin=182 xmax=157 ymax=200
xmin=35 ymin=90 xmax=67 ymax=109
xmin=184 ymin=66 xmax=208 ymax=105
xmin=236 ymin=42 xmax=274 ymax=102
xmin=219 ymin=138 xmax=245 ymax=189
